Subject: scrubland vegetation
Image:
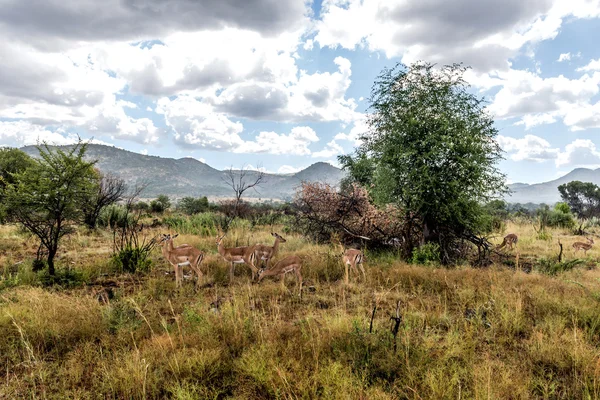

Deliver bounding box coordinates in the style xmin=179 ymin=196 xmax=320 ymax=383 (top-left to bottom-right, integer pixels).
xmin=2 ymin=216 xmax=600 ymax=399
xmin=3 ymin=62 xmax=600 ymax=399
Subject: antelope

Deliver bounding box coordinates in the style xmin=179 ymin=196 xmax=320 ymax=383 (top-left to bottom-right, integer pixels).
xmin=342 ymin=248 xmax=366 ymax=284
xmin=216 ymin=234 xmax=259 ymax=282
xmin=497 ymin=233 xmax=518 ymax=251
xmin=573 ymin=237 xmax=594 ymax=255
xmin=254 ymin=232 xmax=287 ymax=269
xmin=257 ymin=255 xmax=302 ymax=293
xmin=158 ymin=234 xmax=204 ymax=289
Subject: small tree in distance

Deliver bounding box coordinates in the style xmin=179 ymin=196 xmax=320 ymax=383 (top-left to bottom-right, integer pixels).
xmin=150 ymin=194 xmax=171 ymax=213
xmin=4 ymin=141 xmax=97 ymax=275
xmin=340 ymin=61 xmax=507 ymax=263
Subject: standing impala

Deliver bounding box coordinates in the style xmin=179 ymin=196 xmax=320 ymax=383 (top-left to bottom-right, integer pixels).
xmin=159 ymin=234 xmax=204 ymax=289
xmin=497 ymin=233 xmax=518 ymax=251
xmin=573 ymin=237 xmax=594 ymax=255
xmin=216 ymin=234 xmax=259 ymax=282
xmin=254 ymin=232 xmax=287 ymax=269
xmin=257 ymin=255 xmax=303 ymax=293
xmin=342 ymin=248 xmax=366 ymax=284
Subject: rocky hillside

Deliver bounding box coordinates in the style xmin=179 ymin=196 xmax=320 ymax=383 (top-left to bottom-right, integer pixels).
xmin=21 ymin=144 xmax=346 ymax=201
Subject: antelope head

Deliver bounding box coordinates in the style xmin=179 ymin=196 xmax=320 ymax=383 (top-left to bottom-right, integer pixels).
xmin=271 ymin=232 xmax=287 ymax=242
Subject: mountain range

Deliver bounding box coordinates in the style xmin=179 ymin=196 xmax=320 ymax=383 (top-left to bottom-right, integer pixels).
xmin=506 ymin=168 xmax=600 ymax=205
xmin=19 ymin=144 xmax=600 ymax=204
xmin=20 ymin=144 xmax=346 ymax=201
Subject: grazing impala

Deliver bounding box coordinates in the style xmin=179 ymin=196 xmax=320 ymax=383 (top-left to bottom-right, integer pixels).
xmin=342 ymin=248 xmax=366 ymax=284
xmin=254 ymin=232 xmax=287 ymax=269
xmin=573 ymin=237 xmax=594 ymax=255
xmin=216 ymin=234 xmax=259 ymax=282
xmin=497 ymin=233 xmax=518 ymax=251
xmin=159 ymin=234 xmax=204 ymax=288
xmin=257 ymin=255 xmax=303 ymax=293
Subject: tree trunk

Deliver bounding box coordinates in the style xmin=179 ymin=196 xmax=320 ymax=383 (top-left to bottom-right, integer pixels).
xmin=47 ymin=248 xmax=56 ymax=275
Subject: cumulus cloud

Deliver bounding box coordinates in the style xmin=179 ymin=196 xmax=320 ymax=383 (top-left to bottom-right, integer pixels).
xmin=312 ymin=140 xmax=344 ymax=158
xmin=557 ymin=52 xmax=572 ymax=62
xmin=0 ymin=0 xmax=309 ymax=46
xmin=315 ymin=0 xmax=559 ymax=72
xmin=0 ymin=120 xmax=111 ymax=147
xmin=556 ymin=139 xmax=600 ymax=168
xmin=498 ymin=134 xmax=559 ymax=162
xmin=577 ymin=58 xmax=600 ymax=72
xmin=486 ymin=68 xmax=600 ymax=130
xmin=278 ymin=165 xmax=303 ymax=174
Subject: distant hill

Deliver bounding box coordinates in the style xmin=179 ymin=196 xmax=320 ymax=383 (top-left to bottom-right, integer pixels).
xmin=20 ymin=144 xmax=346 ymax=201
xmin=506 ymin=168 xmax=600 ymax=204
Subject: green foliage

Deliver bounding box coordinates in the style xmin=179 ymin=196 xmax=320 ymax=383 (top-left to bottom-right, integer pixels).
xmin=340 ymin=62 xmax=507 ymax=263
xmin=411 ymin=243 xmax=441 ymax=265
xmin=162 ymin=213 xmax=220 ymax=236
xmin=150 ymin=194 xmax=171 ymax=213
xmin=98 ymin=204 xmax=132 ymax=229
xmin=177 ymin=196 xmax=209 ymax=215
xmin=0 ymin=148 xmax=35 ymax=222
xmin=554 ymin=202 xmax=570 ymax=214
xmin=536 ymin=204 xmax=576 ymax=232
xmin=132 ymin=201 xmax=150 ymax=211
xmin=558 ymin=181 xmax=600 ymax=218
xmin=3 ymin=141 xmax=97 ymax=275
xmin=111 ymin=246 xmax=152 ymax=274
xmin=535 ymin=257 xmax=585 ymax=276
xmin=479 ymin=200 xmax=509 ymax=233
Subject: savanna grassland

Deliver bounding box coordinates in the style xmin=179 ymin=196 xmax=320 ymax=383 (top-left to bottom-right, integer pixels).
xmin=2 ymin=218 xmax=600 ymax=399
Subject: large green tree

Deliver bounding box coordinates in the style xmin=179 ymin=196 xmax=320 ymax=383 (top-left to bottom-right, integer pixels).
xmin=340 ymin=62 xmax=507 ymax=263
xmin=4 ymin=141 xmax=97 ymax=275
xmin=557 ymin=181 xmax=600 ymax=219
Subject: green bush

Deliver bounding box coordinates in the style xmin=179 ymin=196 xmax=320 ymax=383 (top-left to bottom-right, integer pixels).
xmin=150 ymin=194 xmax=171 ymax=213
xmin=177 ymin=196 xmax=209 ymax=215
xmin=111 ymin=246 xmax=152 ymax=274
xmin=410 ymin=243 xmax=441 ymax=265
xmin=98 ymin=205 xmax=132 ymax=229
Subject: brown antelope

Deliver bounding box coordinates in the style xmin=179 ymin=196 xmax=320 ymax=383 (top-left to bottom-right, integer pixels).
xmin=497 ymin=233 xmax=518 ymax=250
xmin=257 ymin=255 xmax=303 ymax=293
xmin=216 ymin=234 xmax=259 ymax=282
xmin=158 ymin=234 xmax=204 ymax=289
xmin=573 ymin=237 xmax=594 ymax=255
xmin=254 ymin=232 xmax=287 ymax=269
xmin=342 ymin=248 xmax=366 ymax=284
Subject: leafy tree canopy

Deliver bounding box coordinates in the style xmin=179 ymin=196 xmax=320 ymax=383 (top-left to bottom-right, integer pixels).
xmin=340 ymin=62 xmax=507 ymax=263
xmin=558 ymin=181 xmax=600 ymax=219
xmin=4 ymin=141 xmax=97 ymax=275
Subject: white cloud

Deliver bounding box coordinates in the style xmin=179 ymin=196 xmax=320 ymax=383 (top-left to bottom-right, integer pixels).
xmin=334 ymin=118 xmax=368 ymax=146
xmin=312 ymin=140 xmax=344 ymax=158
xmin=140 ymin=149 xmax=148 ymax=155
xmin=577 ymin=58 xmax=600 ymax=72
xmin=556 ymin=139 xmax=600 ymax=168
xmin=0 ymin=120 xmax=112 ymax=147
xmin=486 ymin=68 xmax=600 ymax=130
xmin=239 ymin=127 xmax=320 ymax=155
xmin=498 ymin=134 xmax=560 ymax=162
xmin=557 ymin=52 xmax=571 ymax=62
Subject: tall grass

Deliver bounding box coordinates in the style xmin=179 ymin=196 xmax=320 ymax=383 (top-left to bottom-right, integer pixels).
xmin=1 ymin=220 xmax=600 ymax=398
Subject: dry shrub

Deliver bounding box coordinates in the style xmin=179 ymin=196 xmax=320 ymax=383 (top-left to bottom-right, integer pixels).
xmin=294 ymin=182 xmax=409 ymax=249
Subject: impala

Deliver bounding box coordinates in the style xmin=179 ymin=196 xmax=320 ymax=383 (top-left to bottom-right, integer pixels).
xmin=159 ymin=234 xmax=204 ymax=289
xmin=257 ymin=255 xmax=302 ymax=293
xmin=216 ymin=234 xmax=259 ymax=282
xmin=254 ymin=232 xmax=287 ymax=269
xmin=342 ymin=248 xmax=366 ymax=284
xmin=573 ymin=237 xmax=594 ymax=255
xmin=497 ymin=233 xmax=518 ymax=251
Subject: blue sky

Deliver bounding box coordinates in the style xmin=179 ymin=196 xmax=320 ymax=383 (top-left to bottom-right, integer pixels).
xmin=1 ymin=0 xmax=600 ymax=183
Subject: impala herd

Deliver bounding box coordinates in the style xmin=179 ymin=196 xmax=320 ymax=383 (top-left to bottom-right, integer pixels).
xmin=158 ymin=232 xmax=366 ymax=293
xmin=158 ymin=231 xmax=596 ymax=292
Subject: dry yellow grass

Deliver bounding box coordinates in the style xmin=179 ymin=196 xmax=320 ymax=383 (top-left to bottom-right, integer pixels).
xmin=1 ymin=220 xmax=600 ymax=398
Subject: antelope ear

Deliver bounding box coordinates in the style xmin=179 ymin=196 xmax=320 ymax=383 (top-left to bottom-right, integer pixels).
xmin=173 ymin=234 xmax=179 ymax=239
